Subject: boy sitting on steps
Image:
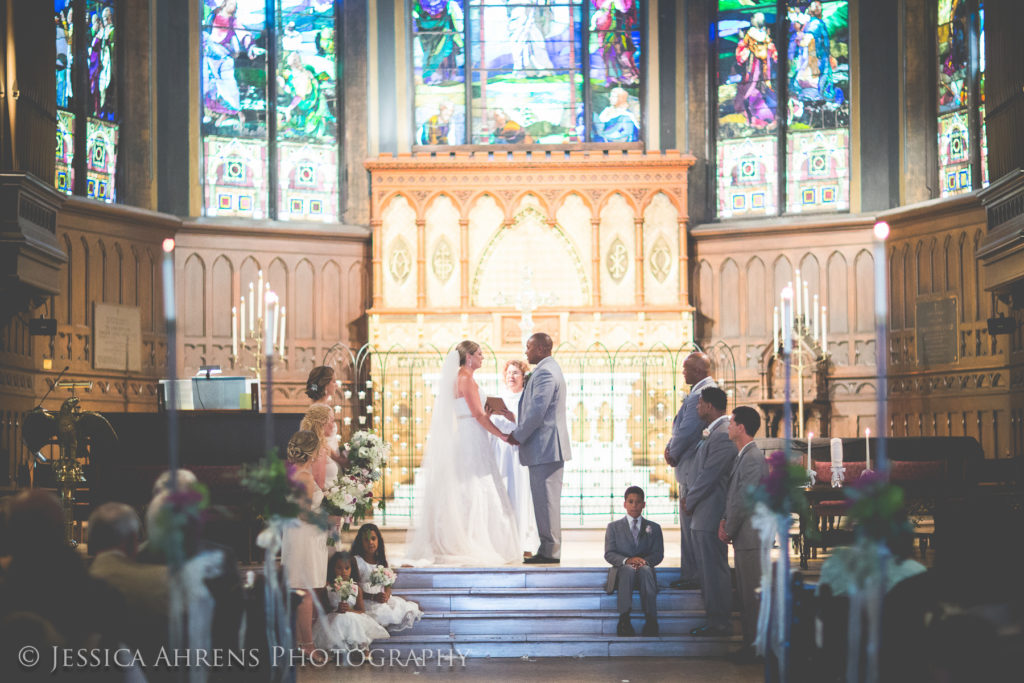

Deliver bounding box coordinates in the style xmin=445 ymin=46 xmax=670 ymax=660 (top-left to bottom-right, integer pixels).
xmin=604 ymin=486 xmax=664 ymax=636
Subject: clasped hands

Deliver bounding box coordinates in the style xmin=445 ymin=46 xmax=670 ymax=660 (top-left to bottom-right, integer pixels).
xmin=624 ymin=556 xmax=647 ymax=569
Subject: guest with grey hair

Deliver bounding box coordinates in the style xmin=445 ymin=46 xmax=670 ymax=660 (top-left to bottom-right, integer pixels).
xmin=151 ymin=468 xmax=198 ymax=497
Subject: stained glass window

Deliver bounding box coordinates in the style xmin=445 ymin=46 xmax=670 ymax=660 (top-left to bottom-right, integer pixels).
xmin=54 ymin=0 xmax=120 ymax=203
xmin=937 ymin=0 xmax=987 ymax=196
xmin=412 ymin=0 xmax=643 ymax=146
xmin=200 ymin=0 xmax=340 ymax=221
xmin=714 ymin=1 xmax=850 ymax=219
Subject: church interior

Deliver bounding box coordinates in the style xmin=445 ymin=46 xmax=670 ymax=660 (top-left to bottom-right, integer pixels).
xmin=1 ymin=0 xmax=1023 ymax=679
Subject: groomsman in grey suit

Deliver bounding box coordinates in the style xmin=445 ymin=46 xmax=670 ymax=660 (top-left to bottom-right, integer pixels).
xmin=684 ymin=386 xmax=736 ymax=636
xmin=664 ymin=352 xmax=715 ymax=589
xmin=509 ymin=333 xmax=571 ymax=564
xmin=722 ymin=406 xmax=768 ymax=661
xmin=604 ymin=486 xmax=664 ymax=637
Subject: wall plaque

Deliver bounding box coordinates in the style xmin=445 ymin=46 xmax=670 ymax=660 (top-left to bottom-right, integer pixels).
xmin=93 ymin=303 xmax=143 ymax=372
xmin=915 ymin=297 xmax=958 ymax=366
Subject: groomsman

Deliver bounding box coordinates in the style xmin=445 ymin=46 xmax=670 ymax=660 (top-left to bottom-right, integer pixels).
xmin=684 ymin=387 xmax=735 ymax=636
xmin=664 ymin=352 xmax=715 ymax=589
xmin=722 ymin=406 xmax=767 ymax=661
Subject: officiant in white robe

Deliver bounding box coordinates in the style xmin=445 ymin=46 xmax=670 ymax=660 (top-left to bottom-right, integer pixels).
xmin=489 ymin=360 xmax=540 ymax=554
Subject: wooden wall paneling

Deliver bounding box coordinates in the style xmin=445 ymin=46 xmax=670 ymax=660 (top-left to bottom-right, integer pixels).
xmin=268 ymin=258 xmax=289 ymax=341
xmin=828 ymin=252 xmax=848 ymax=335
xmin=295 ymin=259 xmax=315 ymax=340
xmin=720 ymin=259 xmax=739 ymax=338
xmin=697 ymin=260 xmax=714 ymax=342
xmin=183 ymin=253 xmax=206 ymax=338
xmin=855 ymin=250 xmax=874 ymax=333
xmin=773 ymin=255 xmax=793 ymax=313
xmin=212 ymin=256 xmax=233 ymax=339
xmin=322 ymin=261 xmax=342 ymax=343
xmin=746 ymin=257 xmax=766 ymax=338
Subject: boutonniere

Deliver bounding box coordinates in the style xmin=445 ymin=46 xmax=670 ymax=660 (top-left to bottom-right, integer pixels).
xmin=644 ymin=524 xmax=653 ymax=535
xmin=523 ymin=371 xmax=532 ymax=388
xmin=702 ymin=428 xmax=711 ymax=439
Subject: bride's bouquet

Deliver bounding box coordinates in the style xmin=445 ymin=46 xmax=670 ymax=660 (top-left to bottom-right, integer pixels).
xmin=344 ymin=431 xmax=390 ymax=482
xmin=331 ymin=576 xmax=358 ymax=606
xmin=366 ymin=564 xmax=397 ymax=594
xmin=321 ymin=473 xmax=374 ymax=524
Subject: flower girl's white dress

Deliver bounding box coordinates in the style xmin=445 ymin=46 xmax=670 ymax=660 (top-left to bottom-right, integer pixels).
xmin=354 ymin=555 xmax=423 ymax=632
xmin=312 ymin=584 xmax=390 ymax=652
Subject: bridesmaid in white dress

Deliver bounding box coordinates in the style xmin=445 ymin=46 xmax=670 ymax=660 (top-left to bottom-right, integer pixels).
xmin=302 ymin=367 xmax=343 ymax=489
xmin=280 ymin=429 xmax=329 ymax=657
xmin=489 ymin=359 xmax=540 ymax=555
xmin=351 ymin=524 xmax=423 ymax=631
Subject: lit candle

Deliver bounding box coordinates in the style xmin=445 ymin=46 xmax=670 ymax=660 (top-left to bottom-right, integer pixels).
xmin=239 ymin=296 xmax=246 ymax=342
xmin=248 ymin=282 xmax=254 ymax=331
xmin=773 ymin=306 xmax=780 ymax=351
xmin=795 ymin=270 xmax=802 ymax=320
xmin=231 ymin=306 xmax=237 ymax=357
xmin=278 ymin=306 xmax=286 ymax=356
xmin=257 ymin=270 xmax=263 ymax=316
xmin=864 ymin=428 xmax=871 ymax=471
xmin=873 ymin=221 xmax=890 ymax=475
xmin=161 ymin=238 xmax=179 ymax=482
xmin=264 ymin=282 xmax=271 ymax=325
xmin=781 ymin=286 xmax=793 ymax=353
xmin=807 ymin=431 xmax=814 ymax=471
xmin=787 ymin=281 xmax=795 ymax=328
xmin=803 ymin=281 xmax=810 ymax=329
xmin=272 ymin=293 xmax=281 ymax=347
xmin=264 ymin=291 xmax=278 ymax=356
xmin=821 ymin=306 xmax=828 ymax=354
xmin=813 ymin=294 xmax=820 ymax=341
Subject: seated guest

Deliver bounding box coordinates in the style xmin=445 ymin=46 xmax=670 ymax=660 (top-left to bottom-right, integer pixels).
xmin=721 ymin=406 xmax=768 ymax=661
xmin=152 ymin=468 xmax=198 ymax=496
xmin=0 ymin=492 xmax=121 ymax=678
xmin=87 ymin=502 xmax=171 ymax=667
xmin=604 ymin=486 xmax=664 ymax=637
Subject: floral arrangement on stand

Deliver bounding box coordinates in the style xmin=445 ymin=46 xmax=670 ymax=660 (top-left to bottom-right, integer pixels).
xmin=749 ymin=450 xmax=817 ymax=679
xmin=827 ymin=471 xmax=911 ymax=683
xmin=323 ymin=430 xmax=390 ymax=535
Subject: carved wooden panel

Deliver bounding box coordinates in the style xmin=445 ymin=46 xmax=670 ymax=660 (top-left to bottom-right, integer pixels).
xmin=827 ymin=251 xmax=848 ymax=334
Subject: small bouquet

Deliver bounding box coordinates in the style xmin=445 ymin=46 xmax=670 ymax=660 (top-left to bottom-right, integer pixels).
xmin=331 ymin=577 xmax=358 ymax=607
xmin=321 ymin=473 xmax=375 ymax=528
xmin=365 ymin=564 xmax=397 ymax=594
xmin=344 ymin=431 xmax=390 ymax=482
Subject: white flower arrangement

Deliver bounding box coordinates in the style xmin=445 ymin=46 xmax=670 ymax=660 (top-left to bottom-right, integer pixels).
xmin=322 ymin=474 xmax=374 ymax=522
xmin=344 ymin=431 xmax=390 ymax=482
xmin=331 ymin=577 xmax=358 ymax=606
xmin=368 ymin=564 xmax=397 ymax=591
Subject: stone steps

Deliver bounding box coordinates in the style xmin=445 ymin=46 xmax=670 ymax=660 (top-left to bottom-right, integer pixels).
xmin=374 ymin=566 xmax=741 ymax=658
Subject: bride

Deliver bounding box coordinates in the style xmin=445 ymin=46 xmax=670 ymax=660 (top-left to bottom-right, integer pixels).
xmin=403 ymin=340 xmax=522 ymax=565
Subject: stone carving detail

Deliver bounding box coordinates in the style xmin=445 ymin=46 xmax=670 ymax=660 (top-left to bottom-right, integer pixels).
xmin=649 ymin=236 xmax=672 ymax=283
xmin=606 ymin=238 xmax=629 ymax=282
xmin=432 ymin=238 xmax=455 ymax=284
xmin=389 ymin=238 xmax=412 ymax=285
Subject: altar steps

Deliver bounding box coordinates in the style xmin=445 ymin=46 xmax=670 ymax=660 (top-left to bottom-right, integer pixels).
xmin=378 ymin=566 xmax=741 ymax=658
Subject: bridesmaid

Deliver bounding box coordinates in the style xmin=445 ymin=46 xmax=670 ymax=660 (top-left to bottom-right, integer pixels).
xmin=304 ymin=366 xmax=336 ymax=488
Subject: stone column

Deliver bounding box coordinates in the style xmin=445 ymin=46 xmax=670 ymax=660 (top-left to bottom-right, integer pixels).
xmin=634 ymin=216 xmax=645 ymax=306
xmin=416 ymin=218 xmax=426 ymax=308
xmin=371 ymin=218 xmax=383 ymax=308
xmin=591 ymin=217 xmax=601 ymax=307
xmin=459 ymin=217 xmax=469 ymax=307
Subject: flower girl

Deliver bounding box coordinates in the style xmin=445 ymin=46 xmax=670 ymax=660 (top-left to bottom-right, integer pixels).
xmin=313 ymin=551 xmax=390 ymax=654
xmin=351 ymin=524 xmax=423 ymax=631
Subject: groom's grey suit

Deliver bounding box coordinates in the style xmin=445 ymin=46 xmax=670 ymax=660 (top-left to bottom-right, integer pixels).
xmin=512 ymin=355 xmax=571 ymax=559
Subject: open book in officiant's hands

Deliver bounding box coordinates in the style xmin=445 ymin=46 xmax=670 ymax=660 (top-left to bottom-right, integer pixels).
xmin=485 ymin=396 xmax=515 ymax=422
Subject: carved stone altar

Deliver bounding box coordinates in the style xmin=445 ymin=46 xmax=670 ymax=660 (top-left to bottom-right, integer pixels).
xmin=365 ymin=150 xmax=697 ymax=352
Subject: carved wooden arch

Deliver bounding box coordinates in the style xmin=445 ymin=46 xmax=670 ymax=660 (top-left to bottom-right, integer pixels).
xmin=506 ymin=190 xmax=553 ymax=223
xmin=595 ymin=189 xmax=640 ymax=216
xmin=550 ymin=190 xmax=597 ymax=221
xmin=423 ymin=190 xmax=462 ymax=220
xmin=639 ymin=188 xmax=684 ymax=216
xmin=378 ymin=191 xmax=421 ymax=220
xmin=467 ymin=190 xmax=508 ymax=222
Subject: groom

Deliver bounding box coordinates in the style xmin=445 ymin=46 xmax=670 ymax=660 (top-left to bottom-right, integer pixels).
xmin=507 ymin=333 xmax=570 ymax=564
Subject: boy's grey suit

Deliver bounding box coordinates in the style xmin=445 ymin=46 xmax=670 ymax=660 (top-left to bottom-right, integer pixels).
xmin=686 ymin=417 xmax=737 ymax=630
xmin=724 ymin=441 xmax=767 ymax=645
xmin=512 ymin=355 xmax=571 ymax=559
xmin=604 ymin=516 xmax=664 ymax=618
xmin=665 ymin=377 xmax=715 ymax=583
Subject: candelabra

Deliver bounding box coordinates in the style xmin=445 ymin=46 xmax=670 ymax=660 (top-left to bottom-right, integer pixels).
xmin=772 ymin=270 xmax=829 ymax=439
xmin=231 ymin=270 xmax=286 ymax=382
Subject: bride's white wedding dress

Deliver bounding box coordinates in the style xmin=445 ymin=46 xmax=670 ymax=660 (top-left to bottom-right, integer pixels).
xmin=403 ymin=350 xmax=521 ymax=566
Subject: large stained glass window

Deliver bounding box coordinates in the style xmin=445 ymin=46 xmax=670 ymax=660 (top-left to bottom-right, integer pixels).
xmin=937 ymin=0 xmax=987 ymax=196
xmin=200 ymin=0 xmax=339 ymax=222
xmin=55 ymin=0 xmax=120 ymax=203
xmin=412 ymin=0 xmax=643 ymax=146
xmin=714 ymin=1 xmax=850 ymax=219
